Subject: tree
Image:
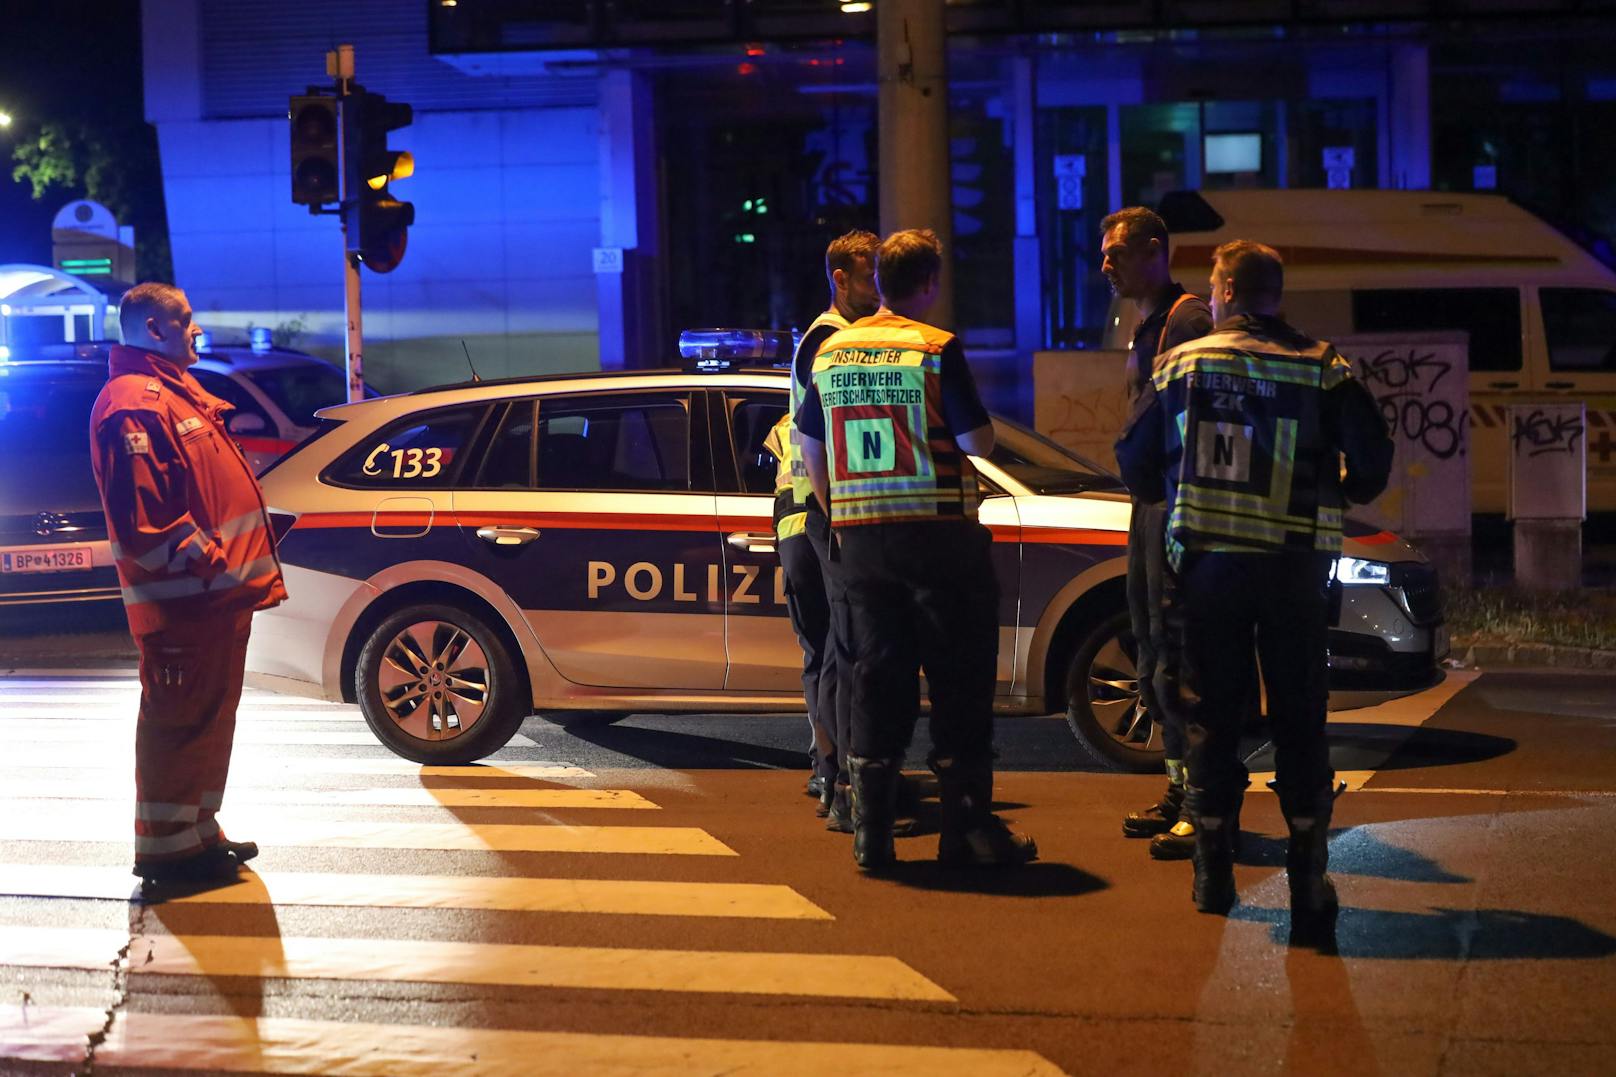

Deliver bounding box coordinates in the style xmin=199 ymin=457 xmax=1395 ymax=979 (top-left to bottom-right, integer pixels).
xmin=10 ymin=118 xmax=173 ymax=282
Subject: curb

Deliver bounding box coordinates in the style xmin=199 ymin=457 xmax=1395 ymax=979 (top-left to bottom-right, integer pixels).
xmin=1451 ymin=637 xmax=1616 ymax=671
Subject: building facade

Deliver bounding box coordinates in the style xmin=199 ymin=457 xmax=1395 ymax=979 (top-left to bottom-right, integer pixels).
xmin=143 ymin=0 xmax=1616 ymax=402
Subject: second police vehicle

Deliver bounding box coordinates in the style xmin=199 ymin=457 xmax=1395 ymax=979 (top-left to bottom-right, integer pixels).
xmin=246 ymin=331 xmax=1446 ymax=771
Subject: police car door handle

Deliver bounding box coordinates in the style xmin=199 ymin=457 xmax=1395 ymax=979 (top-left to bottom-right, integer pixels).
xmin=727 ymin=531 xmax=776 ymax=555
xmin=476 ymin=526 xmax=541 ymax=547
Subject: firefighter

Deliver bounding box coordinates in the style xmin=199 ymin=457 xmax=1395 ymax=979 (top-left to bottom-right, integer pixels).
xmin=1099 ymin=207 xmax=1213 ymax=859
xmin=89 ymin=282 xmax=288 ymax=889
xmin=797 ymin=228 xmax=1036 ymax=871
xmin=1115 ymin=242 xmax=1392 ymax=942
xmin=763 ymin=230 xmax=881 ymax=821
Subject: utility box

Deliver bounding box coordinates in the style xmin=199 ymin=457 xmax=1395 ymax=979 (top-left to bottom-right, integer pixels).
xmin=1509 ymin=402 xmax=1586 ymax=591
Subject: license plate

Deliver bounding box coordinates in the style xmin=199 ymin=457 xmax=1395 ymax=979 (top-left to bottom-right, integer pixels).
xmin=1433 ymin=623 xmax=1450 ymax=661
xmin=1 ymin=547 xmax=94 ymax=574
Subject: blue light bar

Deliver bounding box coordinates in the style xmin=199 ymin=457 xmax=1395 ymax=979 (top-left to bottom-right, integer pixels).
xmin=250 ymin=326 xmax=273 ymax=353
xmin=677 ymin=328 xmax=793 ymax=370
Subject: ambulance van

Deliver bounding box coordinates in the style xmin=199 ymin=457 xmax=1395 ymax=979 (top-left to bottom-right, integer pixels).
xmin=1107 ymin=189 xmax=1616 ymax=514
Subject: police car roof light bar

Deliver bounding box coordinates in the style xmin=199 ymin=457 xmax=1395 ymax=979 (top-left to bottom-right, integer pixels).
xmin=677 ymin=328 xmax=793 ymax=371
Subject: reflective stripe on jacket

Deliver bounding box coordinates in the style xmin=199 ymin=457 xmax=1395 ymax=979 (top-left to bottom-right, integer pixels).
xmin=89 ymin=345 xmax=287 ymax=635
xmin=810 ymin=313 xmax=979 ymax=527
xmin=1147 ymin=315 xmax=1355 ymax=568
xmin=771 ymin=309 xmax=849 ymax=540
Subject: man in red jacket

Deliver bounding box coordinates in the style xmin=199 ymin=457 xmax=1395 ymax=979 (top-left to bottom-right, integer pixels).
xmin=89 ymin=282 xmax=288 ymax=888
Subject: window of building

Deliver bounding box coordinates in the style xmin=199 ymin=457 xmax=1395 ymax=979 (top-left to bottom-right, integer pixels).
xmin=325 ymin=406 xmax=487 ymax=489
xmin=1352 ymin=288 xmax=1523 ymax=372
xmin=1541 ymin=288 xmax=1616 ymax=373
xmin=536 ymin=393 xmax=691 ymax=492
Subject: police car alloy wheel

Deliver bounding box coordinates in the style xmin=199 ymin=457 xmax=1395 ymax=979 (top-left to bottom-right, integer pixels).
xmin=1064 ymin=610 xmax=1165 ymax=773
xmin=354 ymin=603 xmax=527 ymax=764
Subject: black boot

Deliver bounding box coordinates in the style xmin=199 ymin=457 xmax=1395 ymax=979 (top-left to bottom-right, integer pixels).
xmin=1124 ymin=780 xmax=1183 ymax=838
xmin=1186 ymin=785 xmax=1236 ymax=914
xmin=848 ymin=756 xmax=899 ymax=870
xmin=933 ymin=757 xmax=1037 ymax=867
xmin=1283 ymin=785 xmax=1340 ymax=948
xmin=824 ymin=783 xmax=853 ymax=833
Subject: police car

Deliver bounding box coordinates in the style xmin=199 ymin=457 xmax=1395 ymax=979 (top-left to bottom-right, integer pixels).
xmin=244 ymin=330 xmax=1446 ymax=771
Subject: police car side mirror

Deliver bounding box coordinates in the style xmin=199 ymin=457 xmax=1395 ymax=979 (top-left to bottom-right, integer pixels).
xmin=227 ymin=412 xmax=268 ymax=436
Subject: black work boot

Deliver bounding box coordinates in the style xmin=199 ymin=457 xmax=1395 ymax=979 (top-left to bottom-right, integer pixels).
xmin=1186 ymin=785 xmax=1236 ymax=914
xmin=1283 ymin=786 xmax=1340 ymax=948
xmin=824 ymin=783 xmax=853 ymax=833
xmin=933 ymin=757 xmax=1037 ymax=867
xmin=1123 ymin=780 xmax=1184 ymax=838
xmin=848 ymin=756 xmax=900 ymax=870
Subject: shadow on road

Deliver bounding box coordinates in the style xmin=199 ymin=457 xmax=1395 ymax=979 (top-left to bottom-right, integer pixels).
xmin=1236 ymin=826 xmax=1471 ymax=884
xmin=547 ymin=717 xmax=810 ymax=771
xmin=877 ymin=859 xmax=1110 ymax=899
xmin=1232 ymin=904 xmax=1616 ymax=960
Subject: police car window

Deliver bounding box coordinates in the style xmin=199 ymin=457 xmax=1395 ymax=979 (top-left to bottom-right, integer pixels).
xmin=325 ymin=405 xmax=486 ymax=489
xmin=1351 ymin=288 xmax=1522 ymax=372
xmin=471 ymin=401 xmax=537 ymax=489
xmin=536 ymin=394 xmax=690 ymax=492
xmin=192 ymin=369 xmax=272 ymax=426
xmin=1541 ymin=289 xmax=1616 ymax=373
xmin=727 ymin=395 xmax=789 ymax=495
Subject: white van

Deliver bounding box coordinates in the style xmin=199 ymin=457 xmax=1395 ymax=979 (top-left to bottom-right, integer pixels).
xmin=1105 ymin=189 xmax=1616 ymax=514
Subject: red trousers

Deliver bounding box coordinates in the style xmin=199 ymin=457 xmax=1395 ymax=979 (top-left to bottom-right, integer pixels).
xmin=131 ymin=608 xmax=253 ymax=867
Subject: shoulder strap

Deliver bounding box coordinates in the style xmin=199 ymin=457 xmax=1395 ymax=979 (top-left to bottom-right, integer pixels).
xmin=1155 ymin=292 xmax=1201 ymax=358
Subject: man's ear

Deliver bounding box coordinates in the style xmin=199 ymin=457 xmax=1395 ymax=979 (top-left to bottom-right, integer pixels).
xmin=144 ymin=315 xmax=163 ymax=342
xmin=831 ymin=267 xmax=846 ymax=293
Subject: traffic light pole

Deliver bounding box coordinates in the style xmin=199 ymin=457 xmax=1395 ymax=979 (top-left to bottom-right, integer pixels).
xmin=342 ymin=246 xmax=364 ymax=403
xmin=330 ymin=45 xmax=366 ymax=403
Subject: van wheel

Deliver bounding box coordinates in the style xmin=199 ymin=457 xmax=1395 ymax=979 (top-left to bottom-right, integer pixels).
xmin=1063 ymin=610 xmax=1166 ymax=774
xmin=355 ymin=603 xmax=528 ymax=764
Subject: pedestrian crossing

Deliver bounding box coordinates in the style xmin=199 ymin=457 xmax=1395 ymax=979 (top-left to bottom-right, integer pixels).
xmin=0 ymin=671 xmax=1062 ymax=1074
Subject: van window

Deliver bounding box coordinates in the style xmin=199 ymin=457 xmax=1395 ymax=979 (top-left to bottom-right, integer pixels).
xmin=1351 ymin=288 xmax=1522 ymax=372
xmin=1541 ymin=288 xmax=1616 ymax=373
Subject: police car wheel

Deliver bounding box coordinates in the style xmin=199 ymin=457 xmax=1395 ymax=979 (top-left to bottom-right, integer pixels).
xmin=355 ymin=603 xmax=527 ymax=764
xmin=1063 ymin=610 xmax=1166 ymax=774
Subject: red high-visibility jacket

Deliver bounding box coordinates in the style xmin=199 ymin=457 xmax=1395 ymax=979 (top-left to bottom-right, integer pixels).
xmin=89 ymin=345 xmax=287 ymax=635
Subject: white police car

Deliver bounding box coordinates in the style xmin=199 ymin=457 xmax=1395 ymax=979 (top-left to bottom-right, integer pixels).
xmin=244 ymin=331 xmax=1446 ymax=770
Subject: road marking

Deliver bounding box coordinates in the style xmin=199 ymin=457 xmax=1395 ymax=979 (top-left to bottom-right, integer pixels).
xmin=0 ymin=667 xmax=137 ymax=677
xmin=0 ymin=757 xmax=591 ymax=779
xmin=0 ymin=927 xmax=952 ymax=1002
xmin=0 ymin=692 xmax=352 ymax=706
xmin=0 ymin=722 xmax=538 ymax=748
xmin=0 ymin=865 xmax=831 ymax=920
xmin=4 ymin=1008 xmax=1064 ymax=1075
xmin=3 ymin=706 xmax=373 ymax=722
xmin=0 ymin=811 xmax=736 ymax=856
xmin=0 ymin=784 xmax=654 ymax=809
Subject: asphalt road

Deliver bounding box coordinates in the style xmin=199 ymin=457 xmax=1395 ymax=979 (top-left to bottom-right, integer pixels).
xmin=1 ymin=607 xmax=1615 ymax=1075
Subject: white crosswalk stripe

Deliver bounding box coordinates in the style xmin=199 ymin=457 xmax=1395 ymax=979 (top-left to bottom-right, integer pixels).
xmin=0 ymin=671 xmax=1060 ymax=1074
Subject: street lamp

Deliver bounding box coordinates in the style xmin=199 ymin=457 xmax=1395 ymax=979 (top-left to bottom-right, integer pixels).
xmin=0 ymin=110 xmax=13 ymax=129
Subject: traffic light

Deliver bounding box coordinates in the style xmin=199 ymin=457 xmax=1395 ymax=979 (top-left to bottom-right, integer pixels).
xmin=343 ymin=88 xmax=415 ymax=273
xmin=289 ymin=94 xmax=341 ymax=206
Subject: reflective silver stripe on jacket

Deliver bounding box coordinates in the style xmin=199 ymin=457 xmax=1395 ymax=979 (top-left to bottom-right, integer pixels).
xmin=121 ymin=554 xmax=279 ymax=607
xmin=111 ymin=510 xmax=267 ymax=574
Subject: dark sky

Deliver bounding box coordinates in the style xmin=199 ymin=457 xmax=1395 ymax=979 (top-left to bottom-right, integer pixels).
xmin=0 ymin=1 xmax=144 ymax=266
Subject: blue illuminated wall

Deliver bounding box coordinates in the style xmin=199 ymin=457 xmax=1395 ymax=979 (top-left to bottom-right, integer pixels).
xmin=143 ymin=0 xmax=602 ymax=392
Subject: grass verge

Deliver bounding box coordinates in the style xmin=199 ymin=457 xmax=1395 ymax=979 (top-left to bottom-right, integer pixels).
xmin=1444 ymin=586 xmax=1616 ymax=653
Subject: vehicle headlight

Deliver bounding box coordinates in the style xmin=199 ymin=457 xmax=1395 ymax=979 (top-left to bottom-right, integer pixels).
xmin=1334 ymin=555 xmax=1391 ymax=586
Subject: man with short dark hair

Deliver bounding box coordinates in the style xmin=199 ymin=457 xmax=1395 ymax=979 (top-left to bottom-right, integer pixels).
xmin=1099 ymin=207 xmax=1213 ymax=858
xmin=1115 ymin=240 xmax=1392 ymax=943
xmin=796 ymin=228 xmax=1035 ymax=871
xmin=763 ymin=229 xmax=879 ymax=820
xmin=90 ymin=282 xmax=287 ymax=889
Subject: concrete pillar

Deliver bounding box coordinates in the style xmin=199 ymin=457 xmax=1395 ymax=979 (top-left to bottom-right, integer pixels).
xmin=1388 ymin=43 xmax=1431 ymax=190
xmin=1011 ymin=55 xmax=1041 ymax=356
xmin=596 ymin=67 xmax=664 ymax=371
xmin=1514 ymin=519 xmax=1582 ymax=592
xmin=877 ymin=0 xmax=953 ymax=329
